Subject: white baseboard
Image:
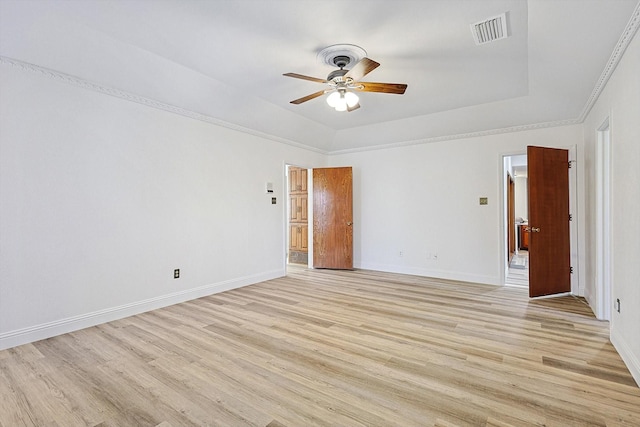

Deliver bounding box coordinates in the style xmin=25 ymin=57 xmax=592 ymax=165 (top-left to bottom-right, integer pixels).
xmin=0 ymin=269 xmax=284 ymax=351
xmin=356 ymin=262 xmax=499 ymax=286
xmin=611 ymin=328 xmax=640 ymax=387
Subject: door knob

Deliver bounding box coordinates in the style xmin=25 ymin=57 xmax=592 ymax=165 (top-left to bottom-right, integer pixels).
xmin=347 ymin=221 xmax=353 ymax=226
xmin=531 ymin=227 xmax=540 ymax=232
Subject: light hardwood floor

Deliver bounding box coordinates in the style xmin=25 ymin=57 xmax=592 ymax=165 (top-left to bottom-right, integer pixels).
xmin=506 ymin=251 xmax=528 ymax=288
xmin=1 ymin=267 xmax=639 ymax=426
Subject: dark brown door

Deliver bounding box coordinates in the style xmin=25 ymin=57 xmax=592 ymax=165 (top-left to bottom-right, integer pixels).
xmin=313 ymin=167 xmax=353 ymax=269
xmin=527 ymin=146 xmax=571 ymax=298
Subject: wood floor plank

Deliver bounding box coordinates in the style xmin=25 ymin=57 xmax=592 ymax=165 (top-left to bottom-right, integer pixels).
xmin=1 ymin=266 xmax=639 ymax=426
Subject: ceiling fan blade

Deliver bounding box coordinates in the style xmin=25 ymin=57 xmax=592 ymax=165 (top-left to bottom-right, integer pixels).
xmin=344 ymin=57 xmax=380 ymax=81
xmin=283 ymin=73 xmax=328 ymax=83
xmin=355 ymin=82 xmax=407 ymax=94
xmin=347 ymin=103 xmax=361 ymax=112
xmin=290 ymin=90 xmax=328 ymax=105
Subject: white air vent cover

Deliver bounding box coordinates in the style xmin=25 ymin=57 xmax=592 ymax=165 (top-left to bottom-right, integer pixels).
xmin=471 ymin=13 xmax=508 ymax=45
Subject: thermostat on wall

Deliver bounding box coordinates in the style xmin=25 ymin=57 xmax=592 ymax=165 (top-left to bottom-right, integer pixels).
xmin=266 ymin=182 xmax=273 ymax=193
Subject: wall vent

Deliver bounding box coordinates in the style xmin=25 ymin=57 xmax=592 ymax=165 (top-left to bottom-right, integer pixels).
xmin=471 ymin=13 xmax=508 ymax=45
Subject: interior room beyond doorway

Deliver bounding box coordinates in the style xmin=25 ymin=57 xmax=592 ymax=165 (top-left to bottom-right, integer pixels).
xmin=505 ymin=154 xmax=529 ymax=287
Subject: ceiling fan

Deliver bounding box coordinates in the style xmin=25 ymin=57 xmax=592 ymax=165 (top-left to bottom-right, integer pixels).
xmin=284 ymin=54 xmax=407 ymax=112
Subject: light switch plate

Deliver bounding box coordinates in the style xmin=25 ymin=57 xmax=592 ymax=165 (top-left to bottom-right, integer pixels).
xmin=479 ymin=197 xmax=488 ymax=205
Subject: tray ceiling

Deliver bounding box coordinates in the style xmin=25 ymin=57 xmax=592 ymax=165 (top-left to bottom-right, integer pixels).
xmin=1 ymin=0 xmax=638 ymax=152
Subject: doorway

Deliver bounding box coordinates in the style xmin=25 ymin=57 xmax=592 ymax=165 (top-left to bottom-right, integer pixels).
xmin=502 ymin=147 xmax=579 ymax=296
xmin=504 ymin=154 xmax=529 ymax=287
xmin=286 ymin=165 xmax=309 ymax=266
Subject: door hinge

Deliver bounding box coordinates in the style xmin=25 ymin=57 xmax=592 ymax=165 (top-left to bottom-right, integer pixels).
xmin=570 ymin=266 xmax=574 ymax=274
xmin=568 ymin=160 xmax=576 ymax=168
xmin=569 ymin=214 xmax=573 ymax=221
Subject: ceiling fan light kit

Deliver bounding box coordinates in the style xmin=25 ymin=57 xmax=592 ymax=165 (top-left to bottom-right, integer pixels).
xmin=327 ymin=89 xmax=359 ymax=111
xmin=284 ymin=44 xmax=407 ymax=112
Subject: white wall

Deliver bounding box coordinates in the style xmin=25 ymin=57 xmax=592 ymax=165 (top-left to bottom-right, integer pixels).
xmin=2 ymin=32 xmax=637 ymax=388
xmin=583 ymin=30 xmax=640 ymax=384
xmin=0 ymin=63 xmax=326 ymax=350
xmin=514 ymin=176 xmax=528 ymax=221
xmin=329 ymin=124 xmax=584 ymax=286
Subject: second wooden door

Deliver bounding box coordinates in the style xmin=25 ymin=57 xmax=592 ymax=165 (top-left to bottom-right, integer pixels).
xmin=313 ymin=167 xmax=353 ymax=269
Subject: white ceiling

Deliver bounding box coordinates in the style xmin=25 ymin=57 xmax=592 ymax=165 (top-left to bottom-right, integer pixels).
xmin=1 ymin=0 xmax=638 ymax=153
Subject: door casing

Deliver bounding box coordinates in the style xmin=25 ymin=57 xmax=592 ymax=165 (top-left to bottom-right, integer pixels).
xmin=595 ymin=119 xmax=612 ymax=320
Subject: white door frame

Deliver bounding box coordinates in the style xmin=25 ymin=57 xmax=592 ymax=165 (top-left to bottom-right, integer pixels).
xmin=595 ymin=118 xmax=612 ymax=320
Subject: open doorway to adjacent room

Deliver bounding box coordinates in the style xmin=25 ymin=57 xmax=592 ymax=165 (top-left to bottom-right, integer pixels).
xmin=286 ymin=165 xmax=309 ymax=267
xmin=504 ymin=154 xmax=529 ymax=287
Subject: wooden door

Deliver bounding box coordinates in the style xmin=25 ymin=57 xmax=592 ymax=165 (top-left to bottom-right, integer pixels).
xmin=313 ymin=167 xmax=353 ymax=269
xmin=288 ymin=167 xmax=308 ymax=264
xmin=527 ymin=146 xmax=571 ymax=298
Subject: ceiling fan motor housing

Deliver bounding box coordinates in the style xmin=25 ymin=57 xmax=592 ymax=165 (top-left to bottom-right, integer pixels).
xmin=332 ymin=55 xmax=350 ymax=68
xmin=327 ymin=68 xmax=349 ymax=82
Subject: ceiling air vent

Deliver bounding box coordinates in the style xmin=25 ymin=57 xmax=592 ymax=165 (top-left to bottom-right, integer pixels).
xmin=471 ymin=13 xmax=508 ymax=45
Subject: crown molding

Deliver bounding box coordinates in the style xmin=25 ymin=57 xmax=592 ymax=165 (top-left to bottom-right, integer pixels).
xmin=327 ymin=119 xmax=581 ymax=155
xmin=577 ymin=1 xmax=640 ymax=122
xmin=0 ymin=56 xmax=329 ymax=155
xmin=3 ymin=0 xmax=638 ymax=158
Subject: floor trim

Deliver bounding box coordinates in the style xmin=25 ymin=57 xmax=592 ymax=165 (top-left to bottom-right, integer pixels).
xmin=0 ymin=269 xmax=284 ymax=351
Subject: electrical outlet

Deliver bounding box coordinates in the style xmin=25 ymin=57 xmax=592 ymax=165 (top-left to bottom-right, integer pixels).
xmin=399 ymin=251 xmax=403 ymax=257
xmin=174 ymin=269 xmax=180 ymax=279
